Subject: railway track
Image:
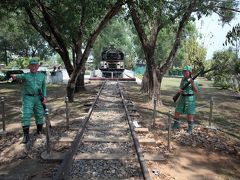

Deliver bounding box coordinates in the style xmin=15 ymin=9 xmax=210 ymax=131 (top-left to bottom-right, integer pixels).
xmin=53 ymin=81 xmax=150 ymax=180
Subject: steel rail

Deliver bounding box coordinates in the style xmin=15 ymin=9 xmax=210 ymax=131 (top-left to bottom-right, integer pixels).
xmin=53 ymin=81 xmax=106 ymax=180
xmin=117 ymin=81 xmax=151 ymax=180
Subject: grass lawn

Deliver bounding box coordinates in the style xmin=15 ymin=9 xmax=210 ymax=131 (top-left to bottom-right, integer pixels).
xmin=123 ymin=77 xmax=240 ymax=180
xmin=161 ymin=77 xmax=240 ymax=140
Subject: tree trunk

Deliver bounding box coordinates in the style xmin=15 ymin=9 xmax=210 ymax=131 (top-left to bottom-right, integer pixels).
xmin=58 ymin=51 xmax=74 ymax=76
xmin=75 ymin=73 xmax=85 ymax=92
xmin=129 ymin=0 xmax=196 ymax=104
xmin=140 ymin=44 xmax=157 ymax=97
xmin=155 ymin=69 xmax=163 ymax=105
xmin=72 ymin=47 xmax=76 ymax=69
xmin=66 ymin=73 xmax=86 ymax=100
xmin=4 ymin=44 xmax=8 ymax=66
xmin=66 ymin=64 xmax=86 ymax=102
xmin=25 ymin=0 xmax=125 ymax=102
xmin=141 ymin=65 xmax=162 ymax=104
xmin=66 ymin=78 xmax=75 ymax=102
xmin=141 ymin=69 xmax=149 ymax=92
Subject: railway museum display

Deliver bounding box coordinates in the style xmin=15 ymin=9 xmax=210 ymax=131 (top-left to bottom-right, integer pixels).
xmin=100 ymin=46 xmax=125 ymax=78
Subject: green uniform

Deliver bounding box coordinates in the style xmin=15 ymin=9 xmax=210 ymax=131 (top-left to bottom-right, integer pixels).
xmin=16 ymin=72 xmax=46 ymax=126
xmin=175 ymin=78 xmax=199 ymax=115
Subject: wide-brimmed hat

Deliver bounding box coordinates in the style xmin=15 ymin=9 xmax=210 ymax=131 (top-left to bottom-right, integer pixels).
xmin=29 ymin=59 xmax=39 ymax=65
xmin=183 ymin=65 xmax=192 ymax=72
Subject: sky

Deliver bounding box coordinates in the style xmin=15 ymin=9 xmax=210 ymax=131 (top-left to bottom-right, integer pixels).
xmin=195 ymin=13 xmax=239 ymax=60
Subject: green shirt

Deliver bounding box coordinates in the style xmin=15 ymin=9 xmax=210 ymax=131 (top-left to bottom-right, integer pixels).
xmin=180 ymin=78 xmax=199 ymax=94
xmin=175 ymin=78 xmax=200 ymax=114
xmin=16 ymin=72 xmax=46 ymax=97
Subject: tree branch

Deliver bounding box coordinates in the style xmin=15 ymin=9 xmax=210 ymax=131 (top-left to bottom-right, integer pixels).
xmin=36 ymin=0 xmax=68 ymax=54
xmin=74 ymin=2 xmax=86 ymax=64
xmin=215 ymin=5 xmax=240 ymax=13
xmin=160 ymin=0 xmax=197 ymax=75
xmin=127 ymin=0 xmax=148 ymax=47
xmin=25 ymin=0 xmax=73 ymax=75
xmin=24 ymin=4 xmax=58 ymax=49
xmin=73 ymin=0 xmax=125 ymax=77
xmin=149 ymin=20 xmax=164 ymax=47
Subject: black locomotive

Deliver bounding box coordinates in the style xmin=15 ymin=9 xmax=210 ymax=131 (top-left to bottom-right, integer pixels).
xmin=100 ymin=46 xmax=124 ymax=78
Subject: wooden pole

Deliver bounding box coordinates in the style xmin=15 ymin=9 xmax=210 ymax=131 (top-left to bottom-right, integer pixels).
xmin=65 ymin=97 xmax=69 ymax=130
xmin=168 ymin=109 xmax=172 ymax=151
xmin=1 ymin=97 xmax=6 ymax=131
xmin=152 ymin=96 xmax=157 ymax=128
xmin=209 ymin=97 xmax=213 ymax=127
xmin=45 ymin=108 xmax=51 ymax=155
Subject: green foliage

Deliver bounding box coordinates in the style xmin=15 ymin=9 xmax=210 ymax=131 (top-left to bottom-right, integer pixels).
xmin=225 ymin=23 xmax=240 ymax=57
xmin=210 ymin=49 xmax=238 ymax=89
xmin=195 ymin=0 xmax=237 ymax=23
xmin=0 ymin=0 xmax=239 ymax=80
xmin=182 ymin=35 xmax=206 ymax=69
xmin=155 ymin=21 xmax=206 ymax=69
xmin=128 ymin=19 xmax=145 ymax=64
xmin=203 ymin=60 xmax=213 ymax=80
xmin=214 ymin=76 xmax=232 ymax=89
xmin=0 ymin=11 xmax=53 ymax=64
xmin=155 ymin=27 xmax=175 ymax=66
xmin=234 ymin=60 xmax=240 ymax=74
xmin=8 ymin=57 xmax=30 ymax=69
xmin=168 ymin=67 xmax=183 ymax=77
xmin=225 ymin=23 xmax=240 ymax=45
xmin=93 ymin=16 xmax=141 ymax=69
xmin=24 ymin=0 xmax=117 ymax=47
xmin=173 ymin=22 xmax=197 ymax=67
xmin=217 ymin=0 xmax=236 ymax=23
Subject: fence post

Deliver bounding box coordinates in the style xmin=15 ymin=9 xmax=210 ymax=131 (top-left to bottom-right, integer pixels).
xmin=152 ymin=96 xmax=157 ymax=128
xmin=1 ymin=97 xmax=6 ymax=132
xmin=209 ymin=97 xmax=213 ymax=127
xmin=65 ymin=97 xmax=69 ymax=130
xmin=45 ymin=108 xmax=51 ymax=155
xmin=167 ymin=109 xmax=172 ymax=151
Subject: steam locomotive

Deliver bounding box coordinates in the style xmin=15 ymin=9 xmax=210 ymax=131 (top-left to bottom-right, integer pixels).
xmin=100 ymin=46 xmax=124 ymax=78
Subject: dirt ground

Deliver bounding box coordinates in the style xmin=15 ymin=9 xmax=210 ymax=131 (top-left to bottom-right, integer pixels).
xmin=0 ymin=79 xmax=240 ymax=180
xmin=123 ymin=78 xmax=240 ymax=180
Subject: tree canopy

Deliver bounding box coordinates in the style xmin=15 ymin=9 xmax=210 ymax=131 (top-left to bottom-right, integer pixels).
xmin=126 ymin=0 xmax=238 ymax=101
xmin=225 ymin=23 xmax=240 ymax=57
xmin=0 ymin=11 xmax=53 ymax=66
xmin=0 ymin=0 xmax=239 ymax=101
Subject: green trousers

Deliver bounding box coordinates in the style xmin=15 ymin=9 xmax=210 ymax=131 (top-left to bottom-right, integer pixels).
xmin=21 ymin=95 xmax=44 ymax=126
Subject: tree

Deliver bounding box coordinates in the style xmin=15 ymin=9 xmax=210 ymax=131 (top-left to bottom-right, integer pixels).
xmin=225 ymin=23 xmax=240 ymax=58
xmin=154 ymin=22 xmax=204 ymax=70
xmin=0 ymin=0 xmax=126 ymax=101
xmin=127 ymin=0 xmax=238 ymax=103
xmin=182 ymin=34 xmax=206 ymax=70
xmin=92 ymin=16 xmax=142 ymax=70
xmin=224 ymin=22 xmax=240 ymax=92
xmin=28 ymin=0 xmax=126 ymax=101
xmin=0 ymin=12 xmax=53 ymax=65
xmin=127 ymin=0 xmax=198 ymax=102
xmin=211 ymin=49 xmax=239 ymax=91
xmin=92 ymin=17 xmax=132 ymax=68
